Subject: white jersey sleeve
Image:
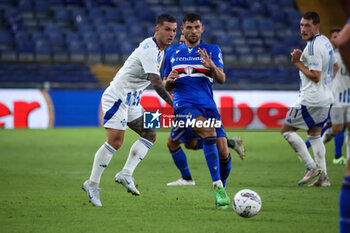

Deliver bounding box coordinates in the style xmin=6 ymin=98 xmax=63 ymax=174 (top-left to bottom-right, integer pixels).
xmin=139 ymin=39 xmax=162 ymax=75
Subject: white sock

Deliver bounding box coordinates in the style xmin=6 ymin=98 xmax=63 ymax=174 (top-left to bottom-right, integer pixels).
xmin=322 ymin=128 xmax=334 ymax=144
xmin=122 ymin=137 xmax=152 ymax=176
xmin=308 ymin=135 xmax=327 ymax=175
xmin=213 ymin=180 xmax=223 ymax=189
xmin=89 ymin=142 xmax=116 ymax=185
xmin=283 ymin=131 xmax=317 ymax=169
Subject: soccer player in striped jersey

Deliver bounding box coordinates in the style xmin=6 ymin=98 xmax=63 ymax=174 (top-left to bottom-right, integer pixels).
xmin=163 ymin=13 xmax=230 ymax=209
xmin=165 ymin=32 xmax=245 ymax=187
xmin=82 ymin=14 xmax=177 ymax=206
xmin=281 ymin=11 xmax=339 ymax=187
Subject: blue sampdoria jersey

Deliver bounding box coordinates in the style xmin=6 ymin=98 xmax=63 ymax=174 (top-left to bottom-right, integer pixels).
xmin=164 ymin=41 xmax=224 ymax=109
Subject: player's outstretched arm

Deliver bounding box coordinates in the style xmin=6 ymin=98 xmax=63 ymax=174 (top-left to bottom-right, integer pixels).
xmin=197 ymin=48 xmax=226 ymax=84
xmin=148 ymin=73 xmax=173 ymax=107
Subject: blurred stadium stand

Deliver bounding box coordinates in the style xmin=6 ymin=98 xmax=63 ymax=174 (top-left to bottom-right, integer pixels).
xmin=0 ymin=0 xmax=343 ymax=90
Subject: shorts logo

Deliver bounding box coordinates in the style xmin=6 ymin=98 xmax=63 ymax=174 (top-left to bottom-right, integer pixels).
xmin=143 ymin=110 xmax=161 ymax=129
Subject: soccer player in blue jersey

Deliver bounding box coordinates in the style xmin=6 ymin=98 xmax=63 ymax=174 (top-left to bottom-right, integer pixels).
xmin=337 ymin=16 xmax=350 ymax=233
xmin=163 ymin=13 xmax=230 ymax=209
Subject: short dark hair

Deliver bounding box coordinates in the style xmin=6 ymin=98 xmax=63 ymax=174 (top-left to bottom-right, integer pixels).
xmin=183 ymin=13 xmax=202 ymax=24
xmin=303 ymin=11 xmax=320 ymax=25
xmin=156 ymin=14 xmax=177 ymax=26
xmin=330 ymin=27 xmax=341 ymax=36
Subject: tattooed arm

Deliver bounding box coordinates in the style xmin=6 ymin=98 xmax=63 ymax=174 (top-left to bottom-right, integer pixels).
xmin=148 ymin=73 xmax=173 ymax=107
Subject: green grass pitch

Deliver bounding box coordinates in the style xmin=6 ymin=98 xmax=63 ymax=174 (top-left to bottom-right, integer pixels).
xmin=0 ymin=128 xmax=345 ymax=233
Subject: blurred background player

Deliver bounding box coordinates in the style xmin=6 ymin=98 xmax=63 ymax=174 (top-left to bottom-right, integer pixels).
xmin=164 ymin=13 xmax=230 ymax=209
xmin=82 ymin=14 xmax=177 ymax=206
xmin=337 ymin=16 xmax=350 ymax=233
xmin=281 ymin=11 xmax=339 ymax=187
xmin=305 ymin=28 xmax=349 ymax=165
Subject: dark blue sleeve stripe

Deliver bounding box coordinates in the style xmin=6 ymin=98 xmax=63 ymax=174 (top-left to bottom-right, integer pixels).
xmin=104 ymin=99 xmax=122 ymax=124
xmin=301 ymin=105 xmax=315 ymax=129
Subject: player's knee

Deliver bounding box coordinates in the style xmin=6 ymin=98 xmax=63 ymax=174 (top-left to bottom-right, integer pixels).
xmin=142 ymin=130 xmax=157 ymax=143
xmin=167 ymin=137 xmax=180 ymax=151
xmin=106 ymin=138 xmax=123 ymax=150
xmin=184 ymin=142 xmax=195 ymax=150
xmin=218 ymin=148 xmax=229 ymax=159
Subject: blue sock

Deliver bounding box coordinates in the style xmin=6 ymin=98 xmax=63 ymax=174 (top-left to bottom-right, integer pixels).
xmin=335 ymin=128 xmax=345 ymax=159
xmin=170 ymin=147 xmax=192 ymax=180
xmin=194 ymin=139 xmax=203 ymax=150
xmin=340 ymin=176 xmax=350 ymax=233
xmin=203 ymin=137 xmax=221 ymax=182
xmin=220 ymin=154 xmax=231 ymax=187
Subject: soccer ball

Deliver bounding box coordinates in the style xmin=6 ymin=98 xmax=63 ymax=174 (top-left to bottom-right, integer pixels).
xmin=232 ymin=189 xmax=262 ymax=218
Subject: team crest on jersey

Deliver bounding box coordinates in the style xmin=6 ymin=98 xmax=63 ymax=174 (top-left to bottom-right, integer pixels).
xmin=142 ymin=42 xmax=149 ymax=50
xmin=185 ymin=66 xmax=193 ymax=75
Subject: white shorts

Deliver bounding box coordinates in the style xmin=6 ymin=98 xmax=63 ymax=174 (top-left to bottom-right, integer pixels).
xmin=284 ymin=105 xmax=330 ymax=130
xmin=101 ymin=86 xmax=144 ymax=130
xmin=330 ymin=105 xmax=350 ymax=124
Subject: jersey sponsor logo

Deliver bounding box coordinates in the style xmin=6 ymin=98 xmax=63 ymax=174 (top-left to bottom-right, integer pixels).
xmin=173 ymin=56 xmax=202 ymax=62
xmin=143 ymin=110 xmax=161 ymax=129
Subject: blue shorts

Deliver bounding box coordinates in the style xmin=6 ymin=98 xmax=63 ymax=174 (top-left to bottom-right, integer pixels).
xmin=171 ymin=106 xmax=227 ymax=141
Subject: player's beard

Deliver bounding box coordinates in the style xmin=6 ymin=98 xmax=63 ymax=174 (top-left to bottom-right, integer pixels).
xmin=185 ymin=35 xmax=199 ymax=45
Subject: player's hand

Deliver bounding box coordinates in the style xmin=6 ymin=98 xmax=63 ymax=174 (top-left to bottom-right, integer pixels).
xmin=290 ymin=49 xmax=302 ymax=64
xmin=197 ymin=48 xmax=215 ymax=69
xmin=167 ymin=70 xmax=179 ymax=83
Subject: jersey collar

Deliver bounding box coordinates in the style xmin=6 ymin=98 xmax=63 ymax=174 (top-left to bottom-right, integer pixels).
xmin=152 ymin=37 xmax=161 ymax=50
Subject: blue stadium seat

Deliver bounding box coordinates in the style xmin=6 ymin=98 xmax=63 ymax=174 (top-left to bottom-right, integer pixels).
xmin=88 ymin=8 xmax=103 ymax=19
xmin=95 ymin=24 xmax=110 ymax=34
xmin=17 ymin=40 xmax=35 ymax=62
xmin=0 ymin=31 xmax=13 ymax=48
xmin=18 ymin=0 xmax=33 ymax=13
xmin=47 ymin=31 xmax=64 ymax=46
xmin=65 ymin=31 xmax=80 ymax=43
xmin=44 ymin=23 xmax=61 ymax=34
xmin=35 ymin=39 xmax=51 ymax=62
xmin=258 ymin=18 xmax=275 ymax=37
xmin=242 ymin=18 xmax=259 ymax=36
xmin=86 ymin=41 xmax=102 ymax=64
xmin=105 ymin=8 xmax=122 ymax=23
xmin=82 ymin=31 xmax=98 ymax=43
xmin=54 ymin=8 xmax=71 ymax=24
xmin=68 ymin=40 xmax=85 ymax=62
xmin=34 ymin=1 xmax=49 ymax=14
